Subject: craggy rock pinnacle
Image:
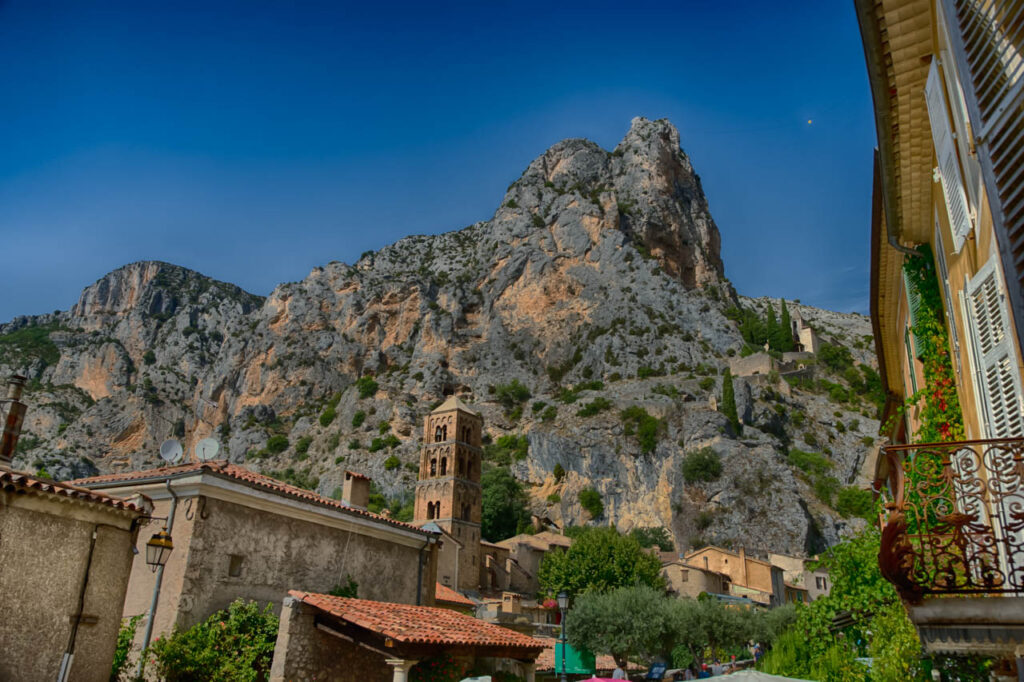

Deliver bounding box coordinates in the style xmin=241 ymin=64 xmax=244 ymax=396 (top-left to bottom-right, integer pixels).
xmin=1 ymin=120 xmax=875 ymax=556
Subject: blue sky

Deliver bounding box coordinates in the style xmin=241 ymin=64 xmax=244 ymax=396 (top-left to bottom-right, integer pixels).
xmin=0 ymin=1 xmax=876 ymax=321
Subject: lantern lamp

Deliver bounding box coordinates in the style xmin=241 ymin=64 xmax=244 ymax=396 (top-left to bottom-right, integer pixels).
xmin=145 ymin=529 xmax=174 ymax=571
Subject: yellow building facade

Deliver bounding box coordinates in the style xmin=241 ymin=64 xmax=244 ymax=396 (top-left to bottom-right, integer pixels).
xmin=858 ymin=0 xmax=1024 ymax=667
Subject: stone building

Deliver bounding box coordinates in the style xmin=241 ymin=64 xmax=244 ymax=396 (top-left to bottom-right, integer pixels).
xmin=413 ymin=396 xmax=484 ymax=593
xmin=660 ymin=558 xmax=730 ymax=600
xmin=684 ymin=545 xmax=785 ymax=607
xmin=790 ymin=309 xmax=820 ymax=354
xmin=73 ymin=461 xmax=438 ymax=650
xmin=0 ymin=467 xmax=144 ymax=682
xmin=768 ymin=551 xmax=830 ymax=602
xmin=493 ymin=531 xmax=572 ymax=595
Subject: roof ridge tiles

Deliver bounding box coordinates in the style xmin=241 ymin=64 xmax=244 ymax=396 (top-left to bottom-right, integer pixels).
xmin=69 ymin=461 xmax=427 ymax=534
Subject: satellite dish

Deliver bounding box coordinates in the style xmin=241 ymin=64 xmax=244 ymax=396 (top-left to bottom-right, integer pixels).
xmin=195 ymin=438 xmax=220 ymax=462
xmin=160 ymin=439 xmax=183 ymax=464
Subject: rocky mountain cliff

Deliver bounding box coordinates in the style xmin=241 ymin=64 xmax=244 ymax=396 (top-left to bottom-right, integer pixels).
xmin=1 ymin=118 xmax=879 ymax=556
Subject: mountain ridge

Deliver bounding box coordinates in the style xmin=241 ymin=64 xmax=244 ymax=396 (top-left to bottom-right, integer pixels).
xmin=1 ymin=118 xmax=878 ymax=556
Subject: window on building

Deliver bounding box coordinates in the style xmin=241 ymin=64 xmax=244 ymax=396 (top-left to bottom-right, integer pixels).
xmin=440 ymin=457 xmax=447 ymax=476
xmin=430 ymin=458 xmax=437 ymax=477
xmin=434 ymin=426 xmax=444 ymax=443
xmin=228 ymin=554 xmax=244 ymax=578
xmin=816 ymin=576 xmax=827 ymax=591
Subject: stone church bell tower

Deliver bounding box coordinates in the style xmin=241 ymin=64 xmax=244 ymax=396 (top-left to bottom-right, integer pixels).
xmin=414 ymin=396 xmax=483 ymax=590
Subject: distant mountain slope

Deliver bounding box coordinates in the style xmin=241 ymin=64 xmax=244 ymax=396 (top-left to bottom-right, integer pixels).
xmin=1 ymin=118 xmax=879 ymax=555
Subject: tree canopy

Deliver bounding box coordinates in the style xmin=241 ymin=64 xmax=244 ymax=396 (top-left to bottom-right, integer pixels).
xmin=480 ymin=467 xmax=531 ymax=542
xmin=567 ymin=585 xmax=795 ymax=670
xmin=538 ymin=527 xmax=664 ymax=598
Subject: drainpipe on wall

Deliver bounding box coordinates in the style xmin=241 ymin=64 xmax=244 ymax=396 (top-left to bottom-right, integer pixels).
xmin=57 ymin=526 xmax=100 ymax=682
xmin=136 ymin=480 xmax=178 ymax=678
xmin=0 ymin=374 xmax=28 ymax=465
xmin=416 ymin=536 xmax=430 ymax=605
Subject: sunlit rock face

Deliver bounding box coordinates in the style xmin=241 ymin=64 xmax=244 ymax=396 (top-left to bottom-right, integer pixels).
xmin=1 ymin=119 xmax=875 ymax=555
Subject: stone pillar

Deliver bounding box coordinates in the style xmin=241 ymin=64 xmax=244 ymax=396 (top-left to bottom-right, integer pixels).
xmin=385 ymin=658 xmax=418 ymax=682
xmin=522 ymin=661 xmax=536 ymax=682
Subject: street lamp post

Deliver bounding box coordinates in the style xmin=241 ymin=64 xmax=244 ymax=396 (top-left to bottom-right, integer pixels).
xmin=136 ymin=481 xmax=178 ymax=678
xmin=557 ymin=590 xmax=569 ymax=682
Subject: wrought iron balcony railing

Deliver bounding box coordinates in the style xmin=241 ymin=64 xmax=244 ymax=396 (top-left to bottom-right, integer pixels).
xmin=877 ymin=438 xmax=1024 ymax=601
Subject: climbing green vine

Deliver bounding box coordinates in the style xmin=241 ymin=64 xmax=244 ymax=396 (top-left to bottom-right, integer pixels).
xmin=884 ymin=246 xmax=964 ymax=443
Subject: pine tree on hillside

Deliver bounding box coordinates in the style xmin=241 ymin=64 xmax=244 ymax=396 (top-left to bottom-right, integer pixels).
xmin=778 ymin=299 xmax=795 ymax=352
xmin=764 ymin=305 xmax=780 ymax=351
xmin=721 ymin=368 xmax=741 ymax=434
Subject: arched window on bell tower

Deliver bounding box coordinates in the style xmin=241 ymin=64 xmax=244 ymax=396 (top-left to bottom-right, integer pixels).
xmin=440 ymin=457 xmax=447 ymax=476
xmin=430 ymin=458 xmax=437 ymax=477
xmin=442 ymin=425 xmax=448 ymax=441
xmin=434 ymin=425 xmax=443 ymax=443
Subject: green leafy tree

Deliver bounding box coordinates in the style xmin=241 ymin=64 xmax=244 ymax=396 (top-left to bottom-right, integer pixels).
xmin=110 ymin=615 xmax=142 ymax=681
xmin=578 ymin=488 xmax=604 ymax=518
xmin=777 ymin=299 xmax=795 ymax=352
xmin=620 ymin=406 xmax=664 ymax=454
xmin=764 ymin=305 xmax=780 ymax=350
xmin=494 ymin=379 xmax=531 ymax=412
xmin=758 ymin=528 xmax=915 ymax=680
xmin=147 ymin=599 xmax=278 ymax=682
xmin=538 ymin=526 xmax=664 ymax=598
xmin=480 ymin=467 xmax=531 ymax=542
xmin=628 ymin=526 xmax=674 ymax=552
xmin=681 ymin=447 xmax=722 ymax=484
xmin=566 ymin=586 xmax=676 ymax=668
xmin=355 ymin=376 xmax=378 ymax=399
xmin=720 ymin=368 xmax=741 ymax=434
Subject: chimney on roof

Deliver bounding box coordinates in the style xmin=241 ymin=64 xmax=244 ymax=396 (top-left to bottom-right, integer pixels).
xmin=342 ymin=471 xmax=370 ymax=510
xmin=0 ymin=375 xmax=28 ymax=465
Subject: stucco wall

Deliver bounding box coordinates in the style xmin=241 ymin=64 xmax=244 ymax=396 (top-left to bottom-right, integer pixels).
xmin=119 ymin=491 xmax=435 ymax=647
xmin=661 ymin=563 xmax=724 ymax=598
xmin=176 ymin=495 xmax=430 ymax=629
xmin=0 ymin=493 xmax=136 ymax=682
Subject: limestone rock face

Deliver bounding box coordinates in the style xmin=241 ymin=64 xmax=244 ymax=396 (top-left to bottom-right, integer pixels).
xmin=0 ymin=119 xmax=875 ymax=555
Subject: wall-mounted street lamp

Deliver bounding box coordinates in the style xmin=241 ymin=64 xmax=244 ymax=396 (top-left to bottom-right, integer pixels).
xmin=145 ymin=528 xmax=174 ymax=571
xmin=136 ymin=481 xmax=179 ymax=678
xmin=557 ymin=590 xmax=570 ymax=682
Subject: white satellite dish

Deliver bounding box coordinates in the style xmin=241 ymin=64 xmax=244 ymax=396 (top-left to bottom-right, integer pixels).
xmin=160 ymin=439 xmax=184 ymax=464
xmin=195 ymin=438 xmax=220 ymax=462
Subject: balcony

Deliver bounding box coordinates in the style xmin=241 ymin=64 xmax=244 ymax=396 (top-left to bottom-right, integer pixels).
xmin=876 ymin=439 xmax=1024 ymax=657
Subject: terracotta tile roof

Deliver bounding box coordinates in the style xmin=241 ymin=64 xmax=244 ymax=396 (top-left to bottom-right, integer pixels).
xmin=70 ymin=461 xmax=427 ymax=534
xmin=1 ymin=467 xmax=141 ymax=513
xmin=291 ymin=591 xmax=543 ymax=651
xmin=434 ymin=582 xmax=476 ymax=607
xmin=431 ymin=395 xmax=479 ymax=415
xmin=344 ymin=470 xmax=370 ymax=481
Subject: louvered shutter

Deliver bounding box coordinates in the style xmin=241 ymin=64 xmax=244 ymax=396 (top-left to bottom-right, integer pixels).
xmin=935 ymin=221 xmax=963 ymax=379
xmin=926 ymin=60 xmax=974 ymax=252
xmin=966 ymin=258 xmax=1024 ymax=438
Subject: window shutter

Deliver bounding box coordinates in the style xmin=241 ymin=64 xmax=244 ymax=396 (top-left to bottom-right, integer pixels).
xmin=965 ymin=259 xmax=1024 ymax=438
xmin=934 ymin=220 xmax=962 ymax=378
xmin=925 ymin=60 xmax=974 ymax=252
